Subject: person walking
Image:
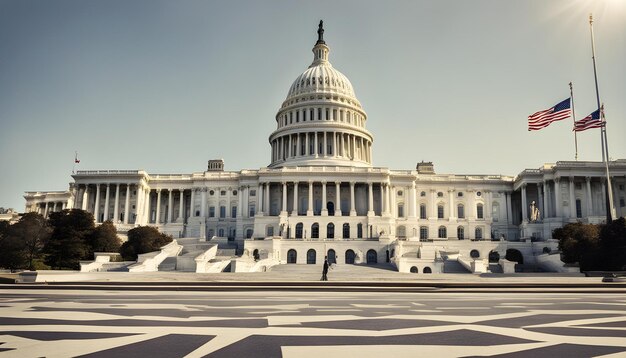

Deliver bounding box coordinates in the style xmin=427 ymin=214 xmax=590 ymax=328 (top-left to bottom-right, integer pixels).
xmin=321 ymin=256 xmax=329 ymax=281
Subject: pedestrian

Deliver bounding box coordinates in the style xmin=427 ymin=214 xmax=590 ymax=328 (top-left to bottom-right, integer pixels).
xmin=321 ymin=256 xmax=329 ymax=281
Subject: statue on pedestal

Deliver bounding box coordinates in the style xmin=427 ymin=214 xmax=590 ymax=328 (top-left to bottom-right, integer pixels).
xmin=530 ymin=200 xmax=541 ymax=222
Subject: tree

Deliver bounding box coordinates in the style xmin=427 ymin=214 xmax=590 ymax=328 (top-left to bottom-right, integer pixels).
xmin=44 ymin=209 xmax=95 ymax=269
xmin=0 ymin=213 xmax=50 ymax=271
xmin=598 ymin=217 xmax=626 ymax=271
xmin=555 ymin=222 xmax=600 ymax=271
xmin=87 ymin=220 xmax=121 ymax=253
xmin=120 ymin=226 xmax=173 ymax=260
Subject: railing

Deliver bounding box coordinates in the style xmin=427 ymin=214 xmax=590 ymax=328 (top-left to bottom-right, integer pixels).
xmin=76 ymin=170 xmax=141 ymax=175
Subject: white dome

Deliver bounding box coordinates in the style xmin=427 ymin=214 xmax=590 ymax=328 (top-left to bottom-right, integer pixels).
xmin=286 ymin=62 xmax=356 ymax=99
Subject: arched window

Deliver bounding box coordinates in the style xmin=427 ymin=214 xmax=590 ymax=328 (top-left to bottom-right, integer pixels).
xmin=345 ymin=249 xmax=356 ymax=264
xmin=488 ymin=251 xmax=500 ymax=263
xmin=253 ymin=249 xmax=260 ymax=261
xmin=457 ymin=226 xmax=465 ymax=240
xmin=477 ymin=204 xmax=484 ymax=219
xmin=420 ymin=204 xmax=427 ymax=219
xmin=218 ymin=228 xmax=225 ymax=237
xmin=295 ymin=223 xmax=303 ymax=239
xmin=342 ymin=223 xmax=350 ymax=238
xmin=506 ymin=249 xmax=524 ymax=264
xmin=307 ymin=249 xmax=316 ymax=264
xmin=423 ymin=267 xmax=432 ymax=274
xmin=366 ymin=249 xmax=377 ymax=264
xmin=475 ymin=227 xmax=483 ymax=240
xmin=327 ymin=249 xmax=336 ymax=264
xmin=327 ymin=202 xmax=335 ymax=216
xmin=327 ymin=223 xmax=335 ymax=239
xmin=438 ymin=226 xmax=447 ymax=238
xmin=266 ymin=226 xmax=274 ymax=237
xmin=410 ymin=266 xmax=418 ymax=273
xmin=420 ymin=226 xmax=428 ymax=240
xmin=311 ymin=223 xmax=319 ymax=239
xmin=396 ymin=225 xmax=406 ymax=238
xmin=246 ymin=229 xmax=253 ymax=238
xmin=457 ymin=204 xmax=465 ymax=219
xmin=287 ymin=249 xmax=297 ymax=264
xmin=470 ymin=249 xmax=480 ymax=259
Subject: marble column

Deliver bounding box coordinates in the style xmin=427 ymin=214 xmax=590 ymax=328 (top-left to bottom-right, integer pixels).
xmin=156 ymin=189 xmax=162 ymax=224
xmin=257 ymin=183 xmax=263 ymax=216
xmin=569 ymin=177 xmax=576 ymax=218
xmin=349 ymin=181 xmax=356 ymax=216
xmin=124 ymin=184 xmax=130 ymax=224
xmin=82 ymin=185 xmax=89 ymax=211
xmin=178 ymin=189 xmax=184 ymax=222
xmin=94 ymin=184 xmax=101 ymax=223
xmin=292 ymin=182 xmax=299 ymax=216
xmin=264 ymin=183 xmax=270 ymax=215
xmin=409 ymin=182 xmax=417 ymax=219
xmin=113 ymin=184 xmax=120 ymax=223
xmin=103 ymin=184 xmax=111 ymax=222
xmin=538 ymin=184 xmax=544 ymax=220
xmin=367 ymin=182 xmax=374 ymax=216
xmin=321 ymin=181 xmax=328 ymax=216
xmin=554 ymin=178 xmax=562 ymax=217
xmin=307 ymin=181 xmax=313 ymax=216
xmin=448 ymin=189 xmax=455 ymax=219
xmin=335 ymin=182 xmax=342 ymax=216
xmin=281 ymin=182 xmax=287 ymax=215
xmin=521 ymin=184 xmax=528 ymax=222
xmin=190 ymin=189 xmax=196 ymax=218
xmin=586 ymin=177 xmax=593 ymax=216
xmin=505 ymin=191 xmax=513 ymax=225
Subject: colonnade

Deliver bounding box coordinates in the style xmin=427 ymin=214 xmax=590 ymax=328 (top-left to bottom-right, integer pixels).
xmin=36 ymin=201 xmax=67 ymax=217
xmin=277 ymin=105 xmax=365 ymax=128
xmin=271 ymin=131 xmax=371 ymax=163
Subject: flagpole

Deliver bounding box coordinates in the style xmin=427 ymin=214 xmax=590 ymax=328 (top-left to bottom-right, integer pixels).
xmin=589 ymin=14 xmax=615 ymax=222
xmin=569 ymin=82 xmax=578 ymax=160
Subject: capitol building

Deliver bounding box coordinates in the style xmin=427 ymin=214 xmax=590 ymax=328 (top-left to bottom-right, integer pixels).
xmin=24 ymin=23 xmax=626 ymax=274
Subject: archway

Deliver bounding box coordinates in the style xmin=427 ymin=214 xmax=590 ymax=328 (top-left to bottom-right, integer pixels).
xmin=423 ymin=266 xmax=432 ymax=273
xmin=506 ymin=249 xmax=524 ymax=264
xmin=410 ymin=266 xmax=418 ymax=273
xmin=366 ymin=249 xmax=377 ymax=264
xmin=470 ymin=249 xmax=480 ymax=259
xmin=327 ymin=249 xmax=336 ymax=264
xmin=307 ymin=249 xmax=317 ymax=264
xmin=327 ymin=223 xmax=335 ymax=239
xmin=253 ymin=249 xmax=260 ymax=261
xmin=287 ymin=249 xmax=297 ymax=264
xmin=327 ymin=201 xmax=335 ymax=216
xmin=345 ymin=249 xmax=356 ymax=264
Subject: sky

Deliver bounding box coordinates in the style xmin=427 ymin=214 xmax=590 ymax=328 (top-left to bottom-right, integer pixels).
xmin=1 ymin=0 xmax=624 ymax=211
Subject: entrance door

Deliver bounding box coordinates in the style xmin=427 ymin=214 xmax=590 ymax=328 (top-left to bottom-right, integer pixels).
xmin=327 ymin=249 xmax=336 ymax=264
xmin=345 ymin=249 xmax=355 ymax=264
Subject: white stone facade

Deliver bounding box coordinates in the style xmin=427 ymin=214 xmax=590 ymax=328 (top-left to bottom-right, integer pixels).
xmin=23 ymin=24 xmax=626 ymax=272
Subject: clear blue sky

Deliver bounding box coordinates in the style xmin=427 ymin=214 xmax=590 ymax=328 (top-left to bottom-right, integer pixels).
xmin=1 ymin=0 xmax=624 ymax=211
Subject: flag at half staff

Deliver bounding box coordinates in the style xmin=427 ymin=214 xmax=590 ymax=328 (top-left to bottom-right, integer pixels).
xmin=573 ymin=109 xmax=604 ymax=132
xmin=528 ymin=98 xmax=571 ymax=131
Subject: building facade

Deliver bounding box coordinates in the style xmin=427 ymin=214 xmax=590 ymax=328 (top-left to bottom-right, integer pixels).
xmin=24 ymin=24 xmax=626 ymax=272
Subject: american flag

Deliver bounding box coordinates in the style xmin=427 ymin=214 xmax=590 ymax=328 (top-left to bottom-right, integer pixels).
xmin=528 ymin=98 xmax=571 ymax=131
xmin=573 ymin=109 xmax=604 ymax=132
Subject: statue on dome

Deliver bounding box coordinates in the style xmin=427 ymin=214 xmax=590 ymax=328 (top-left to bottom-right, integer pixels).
xmin=317 ymin=20 xmax=325 ymax=44
xmin=529 ymin=200 xmax=540 ymax=222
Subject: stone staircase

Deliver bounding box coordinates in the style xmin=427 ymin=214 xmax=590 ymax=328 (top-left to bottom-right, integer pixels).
xmin=157 ymin=238 xmax=216 ymax=272
xmin=269 ymin=263 xmax=402 ymax=281
xmin=443 ymin=260 xmax=471 ymax=273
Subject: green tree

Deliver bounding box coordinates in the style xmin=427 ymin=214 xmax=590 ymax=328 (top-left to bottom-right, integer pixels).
xmin=554 ymin=222 xmax=600 ymax=271
xmin=0 ymin=213 xmax=50 ymax=271
xmin=120 ymin=226 xmax=173 ymax=260
xmin=87 ymin=220 xmax=121 ymax=253
xmin=599 ymin=217 xmax=626 ymax=271
xmin=44 ymin=209 xmax=95 ymax=269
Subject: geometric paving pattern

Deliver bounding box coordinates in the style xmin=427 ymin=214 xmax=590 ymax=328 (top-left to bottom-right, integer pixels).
xmin=0 ymin=289 xmax=625 ymax=357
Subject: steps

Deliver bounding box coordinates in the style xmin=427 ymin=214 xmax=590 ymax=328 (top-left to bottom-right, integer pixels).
xmin=443 ymin=260 xmax=471 ymax=273
xmin=268 ymin=263 xmax=401 ymax=281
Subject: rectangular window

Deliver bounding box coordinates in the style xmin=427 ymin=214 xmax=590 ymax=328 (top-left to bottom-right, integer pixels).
xmin=250 ymin=190 xmax=256 ymax=197
xmin=318 ymin=108 xmax=322 ymax=120
xmin=231 ymin=206 xmax=237 ymax=218
xmin=457 ymin=205 xmax=465 ymax=219
xmin=209 ymin=206 xmax=215 ymax=218
xmin=398 ymin=205 xmax=404 ymax=218
xmin=420 ymin=227 xmax=428 ymax=240
xmin=477 ymin=205 xmax=484 ymax=219
xmin=620 ymin=198 xmax=625 ymax=207
xmin=296 ymin=111 xmax=299 ymax=122
xmin=249 ymin=204 xmax=256 ymax=217
xmin=576 ymin=199 xmax=582 ymax=218
xmin=220 ymin=190 xmax=226 ymax=196
xmin=219 ymin=206 xmax=226 ymax=218
xmin=437 ymin=205 xmax=444 ymax=219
